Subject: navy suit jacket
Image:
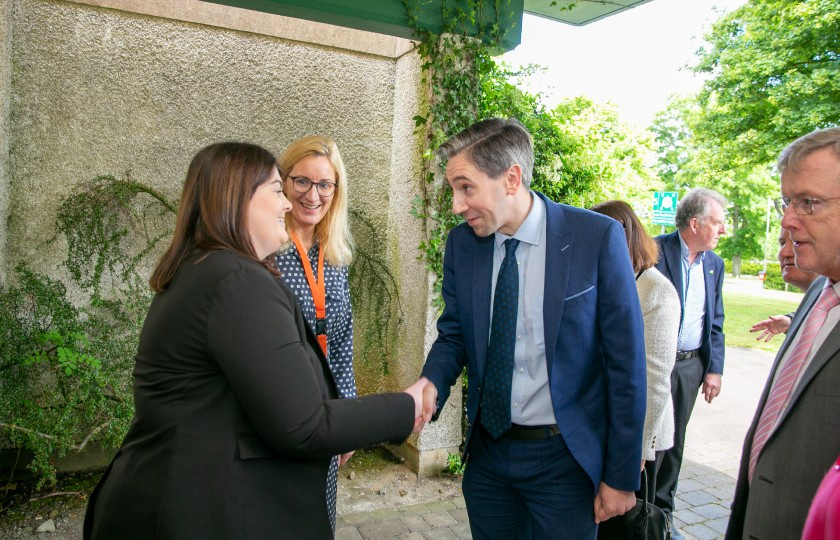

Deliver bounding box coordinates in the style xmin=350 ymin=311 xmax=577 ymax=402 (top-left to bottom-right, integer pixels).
xmin=654 ymin=231 xmax=725 ymax=377
xmin=421 ymin=192 xmax=647 ymax=492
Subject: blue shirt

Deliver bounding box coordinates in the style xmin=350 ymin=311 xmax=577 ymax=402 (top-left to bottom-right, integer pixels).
xmin=678 ymin=232 xmax=706 ymax=352
xmin=491 ymin=192 xmax=555 ymax=426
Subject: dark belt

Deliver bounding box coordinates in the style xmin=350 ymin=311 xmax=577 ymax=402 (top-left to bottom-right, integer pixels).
xmin=501 ymin=424 xmax=560 ymax=440
xmin=676 ymin=349 xmax=700 ymax=361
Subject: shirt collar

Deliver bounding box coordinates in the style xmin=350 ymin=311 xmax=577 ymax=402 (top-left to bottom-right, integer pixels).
xmin=678 ymin=231 xmax=705 ymax=264
xmin=494 ymin=191 xmax=544 ymax=249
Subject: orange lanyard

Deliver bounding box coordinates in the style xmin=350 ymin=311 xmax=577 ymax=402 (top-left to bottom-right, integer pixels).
xmin=290 ymin=232 xmax=328 ymax=357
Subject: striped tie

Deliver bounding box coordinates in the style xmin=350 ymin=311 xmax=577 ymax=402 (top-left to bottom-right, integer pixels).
xmin=748 ymin=284 xmax=839 ymax=483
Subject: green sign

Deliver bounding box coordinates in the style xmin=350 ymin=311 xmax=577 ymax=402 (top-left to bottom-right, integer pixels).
xmin=652 ymin=191 xmax=678 ymax=226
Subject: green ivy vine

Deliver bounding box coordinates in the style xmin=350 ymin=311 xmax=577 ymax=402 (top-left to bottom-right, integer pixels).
xmin=404 ymin=0 xmax=508 ymax=309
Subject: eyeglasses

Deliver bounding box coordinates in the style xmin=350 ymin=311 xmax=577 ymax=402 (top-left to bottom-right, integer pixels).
xmin=774 ymin=196 xmax=840 ymax=217
xmin=288 ymin=176 xmax=337 ymax=197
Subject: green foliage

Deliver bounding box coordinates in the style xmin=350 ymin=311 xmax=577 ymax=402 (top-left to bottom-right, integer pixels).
xmin=550 ymin=96 xmax=661 ymax=209
xmin=0 ymin=265 xmax=141 ymax=486
xmin=406 ymin=2 xmax=606 ymax=306
xmin=445 ymin=451 xmax=466 ymax=476
xmin=650 ymin=0 xmax=840 ymax=265
xmin=737 ymin=261 xmax=764 ymax=276
xmin=347 ymin=209 xmax=403 ymax=376
xmin=692 ymin=0 xmax=840 ymax=167
xmin=649 ymin=97 xmax=700 ymax=192
xmin=406 ymin=0 xmax=502 ymax=308
xmin=54 ymin=174 xmax=176 ymax=296
xmin=480 ymin=65 xmax=602 ymax=206
xmin=649 ymin=97 xmax=779 ymax=263
xmin=762 ymin=264 xmax=790 ymax=292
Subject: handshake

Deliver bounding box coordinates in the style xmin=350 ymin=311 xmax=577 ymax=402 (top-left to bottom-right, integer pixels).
xmin=404 ymin=377 xmax=438 ymax=434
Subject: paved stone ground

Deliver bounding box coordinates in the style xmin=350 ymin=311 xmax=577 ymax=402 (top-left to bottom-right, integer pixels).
xmin=335 ymin=344 xmax=776 ymax=540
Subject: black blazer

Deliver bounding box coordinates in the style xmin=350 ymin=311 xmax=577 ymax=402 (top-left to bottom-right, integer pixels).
xmin=84 ymin=250 xmax=414 ymax=539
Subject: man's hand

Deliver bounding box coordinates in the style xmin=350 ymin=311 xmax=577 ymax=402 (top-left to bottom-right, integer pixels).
xmin=702 ymin=373 xmax=722 ymax=403
xmin=421 ymin=378 xmax=438 ymax=423
xmin=750 ymin=314 xmax=792 ymax=342
xmin=404 ymin=377 xmax=438 ymax=433
xmin=593 ymin=482 xmax=636 ymax=524
xmin=338 ymin=451 xmax=354 ymax=466
xmin=404 ymin=379 xmax=427 ymax=433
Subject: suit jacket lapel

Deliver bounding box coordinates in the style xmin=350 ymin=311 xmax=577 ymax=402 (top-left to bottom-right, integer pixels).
xmin=702 ymin=256 xmax=716 ymax=339
xmin=662 ymin=233 xmax=684 ymax=315
xmin=541 ymin=196 xmax=572 ymax=382
xmin=472 ymin=234 xmax=494 ymax=380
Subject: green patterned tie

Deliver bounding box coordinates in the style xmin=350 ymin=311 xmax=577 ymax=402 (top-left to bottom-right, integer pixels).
xmin=480 ymin=238 xmax=520 ymax=439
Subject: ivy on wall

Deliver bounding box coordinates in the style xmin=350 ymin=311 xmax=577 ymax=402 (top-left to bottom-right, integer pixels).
xmin=405 ymin=0 xmax=601 ymax=307
xmin=405 ymin=0 xmax=507 ymax=308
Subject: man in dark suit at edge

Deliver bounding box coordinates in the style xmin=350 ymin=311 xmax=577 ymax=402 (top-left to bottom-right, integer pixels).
xmin=652 ymin=187 xmax=727 ymax=540
xmin=727 ymin=127 xmax=840 ymax=539
xmin=413 ymin=117 xmax=647 ymax=539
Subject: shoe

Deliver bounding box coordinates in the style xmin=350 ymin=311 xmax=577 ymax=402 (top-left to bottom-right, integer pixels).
xmin=665 ymin=512 xmax=685 ymax=540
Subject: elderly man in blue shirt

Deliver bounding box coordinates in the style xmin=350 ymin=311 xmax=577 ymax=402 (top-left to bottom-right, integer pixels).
xmin=650 ymin=187 xmax=727 ymax=540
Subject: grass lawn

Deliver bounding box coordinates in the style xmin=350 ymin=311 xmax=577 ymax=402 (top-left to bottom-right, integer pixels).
xmin=724 ymin=292 xmax=803 ymax=352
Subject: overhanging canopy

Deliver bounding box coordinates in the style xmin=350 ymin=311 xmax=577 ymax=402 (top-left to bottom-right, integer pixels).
xmin=201 ymin=0 xmax=655 ymax=51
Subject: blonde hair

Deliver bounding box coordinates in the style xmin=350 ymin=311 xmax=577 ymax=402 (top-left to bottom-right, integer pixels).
xmin=279 ymin=135 xmax=354 ymax=266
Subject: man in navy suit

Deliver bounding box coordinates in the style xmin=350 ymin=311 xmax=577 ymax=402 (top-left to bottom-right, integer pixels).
xmin=415 ymin=118 xmax=647 ymax=539
xmin=651 ymin=188 xmax=727 ymax=540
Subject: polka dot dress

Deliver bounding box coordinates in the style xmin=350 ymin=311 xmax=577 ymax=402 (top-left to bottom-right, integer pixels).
xmin=275 ymin=242 xmax=356 ymax=531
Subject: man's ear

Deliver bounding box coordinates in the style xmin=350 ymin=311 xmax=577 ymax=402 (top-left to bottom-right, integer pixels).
xmin=689 ymin=217 xmax=699 ymax=234
xmin=504 ymin=164 xmax=523 ymax=195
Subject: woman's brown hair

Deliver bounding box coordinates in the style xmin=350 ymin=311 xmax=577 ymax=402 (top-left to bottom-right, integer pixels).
xmin=589 ymin=200 xmax=659 ymax=273
xmin=149 ymin=142 xmax=281 ymax=292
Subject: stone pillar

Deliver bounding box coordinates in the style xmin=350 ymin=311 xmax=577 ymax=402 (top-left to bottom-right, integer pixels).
xmin=0 ymin=0 xmax=11 ymax=283
xmin=382 ymin=46 xmax=463 ymax=475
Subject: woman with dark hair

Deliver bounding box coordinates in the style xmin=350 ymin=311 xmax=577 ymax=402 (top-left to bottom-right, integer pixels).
xmin=83 ymin=142 xmax=423 ymax=539
xmin=590 ymin=200 xmax=680 ymax=496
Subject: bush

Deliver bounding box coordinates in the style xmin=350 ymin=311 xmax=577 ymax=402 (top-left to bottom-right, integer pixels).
xmin=762 ymin=264 xmax=805 ymax=292
xmin=0 ymin=265 xmax=148 ymax=486
xmin=739 ymin=260 xmax=763 ymax=276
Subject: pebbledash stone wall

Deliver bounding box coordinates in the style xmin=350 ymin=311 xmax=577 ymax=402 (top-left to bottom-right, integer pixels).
xmin=0 ymin=0 xmax=462 ymax=473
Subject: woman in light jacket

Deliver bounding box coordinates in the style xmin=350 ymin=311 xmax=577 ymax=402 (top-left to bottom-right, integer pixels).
xmin=591 ymin=200 xmax=680 ymax=498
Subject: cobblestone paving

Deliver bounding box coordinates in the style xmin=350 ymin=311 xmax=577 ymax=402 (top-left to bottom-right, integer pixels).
xmin=337 ymin=345 xmax=776 ymax=539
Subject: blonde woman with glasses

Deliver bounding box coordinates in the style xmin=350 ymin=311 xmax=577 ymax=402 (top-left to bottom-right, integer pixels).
xmin=274 ymin=135 xmax=355 ymax=531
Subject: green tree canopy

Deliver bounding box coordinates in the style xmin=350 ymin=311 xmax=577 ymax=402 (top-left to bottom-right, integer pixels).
xmin=551 ymin=96 xmax=661 ymax=210
xmin=692 ymin=0 xmax=840 ymax=168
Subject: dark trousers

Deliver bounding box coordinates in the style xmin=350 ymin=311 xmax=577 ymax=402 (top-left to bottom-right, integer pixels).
xmin=652 ymin=355 xmax=704 ymax=513
xmin=637 ymin=458 xmax=658 ymax=503
xmin=463 ymin=426 xmax=597 ymax=540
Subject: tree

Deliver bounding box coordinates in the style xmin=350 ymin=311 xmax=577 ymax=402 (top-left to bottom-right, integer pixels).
xmin=649 ymin=96 xmax=779 ymax=275
xmin=479 ymin=63 xmax=601 ymax=206
xmin=692 ymin=0 xmax=840 ymax=167
xmin=551 ymin=96 xmax=662 ymax=211
xmin=649 ymin=96 xmax=699 ymax=191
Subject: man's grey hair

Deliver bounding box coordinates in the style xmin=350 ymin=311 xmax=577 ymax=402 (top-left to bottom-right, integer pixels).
xmin=777 ymin=127 xmax=840 ymax=175
xmin=436 ymin=117 xmax=534 ymax=188
xmin=675 ymin=188 xmax=728 ymax=230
